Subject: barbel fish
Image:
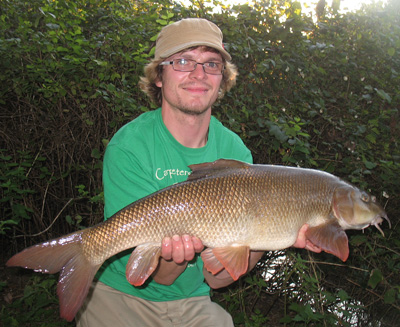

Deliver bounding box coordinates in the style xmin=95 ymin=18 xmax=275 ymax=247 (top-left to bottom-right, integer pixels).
xmin=7 ymin=159 xmax=390 ymax=321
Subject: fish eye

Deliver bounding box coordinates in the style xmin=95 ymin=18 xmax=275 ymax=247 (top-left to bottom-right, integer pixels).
xmin=361 ymin=192 xmax=370 ymax=203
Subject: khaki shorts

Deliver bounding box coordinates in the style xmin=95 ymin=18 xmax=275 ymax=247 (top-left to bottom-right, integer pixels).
xmin=75 ymin=281 xmax=234 ymax=327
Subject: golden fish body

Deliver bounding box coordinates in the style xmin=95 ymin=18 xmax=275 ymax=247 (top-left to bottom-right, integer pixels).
xmin=7 ymin=159 xmax=389 ymax=321
xmin=83 ymin=159 xmax=385 ymax=260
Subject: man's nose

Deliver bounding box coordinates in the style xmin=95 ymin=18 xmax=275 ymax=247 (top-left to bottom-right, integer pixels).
xmin=189 ymin=63 xmax=207 ymax=78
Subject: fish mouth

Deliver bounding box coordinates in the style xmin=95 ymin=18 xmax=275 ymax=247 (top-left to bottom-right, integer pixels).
xmin=365 ymin=213 xmax=391 ymax=237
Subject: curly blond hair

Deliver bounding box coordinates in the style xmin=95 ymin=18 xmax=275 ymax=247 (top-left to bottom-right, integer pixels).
xmin=139 ymin=46 xmax=238 ymax=107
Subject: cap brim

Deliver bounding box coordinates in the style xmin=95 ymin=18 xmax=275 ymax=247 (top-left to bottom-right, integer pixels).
xmin=159 ymin=42 xmax=231 ymax=61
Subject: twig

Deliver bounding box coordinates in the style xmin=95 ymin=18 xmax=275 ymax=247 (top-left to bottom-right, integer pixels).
xmin=374 ymin=244 xmax=400 ymax=257
xmin=16 ymin=198 xmax=73 ymax=238
xmin=40 ymin=172 xmax=54 ymax=227
xmin=25 ymin=143 xmax=44 ymax=178
xmin=345 ymin=278 xmax=400 ymax=311
xmin=302 ymin=260 xmax=369 ymax=273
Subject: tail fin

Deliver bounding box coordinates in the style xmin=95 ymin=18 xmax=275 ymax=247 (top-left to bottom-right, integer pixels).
xmin=6 ymin=231 xmax=101 ymax=322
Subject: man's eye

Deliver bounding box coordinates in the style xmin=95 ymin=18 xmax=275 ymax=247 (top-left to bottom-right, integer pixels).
xmin=207 ymin=61 xmax=218 ymax=68
xmin=176 ymin=59 xmax=189 ymax=65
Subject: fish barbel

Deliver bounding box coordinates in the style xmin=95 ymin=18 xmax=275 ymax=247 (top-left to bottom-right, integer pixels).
xmin=7 ymin=159 xmax=389 ymax=321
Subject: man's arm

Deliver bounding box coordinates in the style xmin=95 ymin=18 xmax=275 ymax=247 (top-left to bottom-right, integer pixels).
xmin=154 ymin=224 xmax=321 ymax=286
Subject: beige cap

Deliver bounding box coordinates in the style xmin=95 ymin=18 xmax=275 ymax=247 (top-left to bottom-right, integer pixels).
xmin=154 ymin=18 xmax=231 ymax=61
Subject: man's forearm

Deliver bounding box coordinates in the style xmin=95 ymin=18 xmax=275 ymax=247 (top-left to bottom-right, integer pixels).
xmin=152 ymin=258 xmax=188 ymax=285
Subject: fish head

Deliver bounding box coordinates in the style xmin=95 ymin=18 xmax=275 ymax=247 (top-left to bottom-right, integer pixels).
xmin=332 ymin=185 xmax=390 ymax=235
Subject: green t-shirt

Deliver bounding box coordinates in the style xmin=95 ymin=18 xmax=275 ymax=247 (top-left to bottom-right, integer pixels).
xmin=97 ymin=108 xmax=252 ymax=301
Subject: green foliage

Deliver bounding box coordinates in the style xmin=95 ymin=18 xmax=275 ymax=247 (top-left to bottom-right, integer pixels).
xmin=0 ymin=150 xmax=41 ymax=235
xmin=1 ymin=275 xmax=73 ymax=327
xmin=1 ymin=0 xmax=399 ymax=325
xmin=213 ymin=273 xmax=271 ymax=326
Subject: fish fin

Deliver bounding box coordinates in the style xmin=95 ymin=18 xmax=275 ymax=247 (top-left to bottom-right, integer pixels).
xmin=6 ymin=231 xmax=100 ymax=322
xmin=126 ymin=243 xmax=161 ymax=286
xmin=332 ymin=186 xmax=354 ymax=222
xmin=201 ymin=248 xmax=225 ymax=275
xmin=305 ymin=220 xmax=349 ymax=262
xmin=58 ymin=254 xmax=101 ymax=321
xmin=211 ymin=245 xmax=250 ymax=280
xmin=188 ymin=159 xmax=249 ymax=181
xmin=6 ymin=232 xmax=83 ymax=273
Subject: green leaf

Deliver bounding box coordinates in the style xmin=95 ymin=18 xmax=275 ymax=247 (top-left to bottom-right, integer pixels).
xmin=150 ymin=33 xmax=158 ymax=42
xmin=156 ymin=19 xmax=168 ymax=26
xmin=65 ymin=215 xmax=73 ymax=225
xmin=337 ymin=289 xmax=349 ymax=301
xmin=46 ymin=23 xmax=59 ymax=30
xmin=363 ymin=160 xmax=377 ymax=169
xmin=384 ymin=288 xmax=396 ymax=304
xmin=368 ymin=269 xmax=383 ymax=289
xmin=94 ymin=60 xmax=108 ymax=67
xmin=91 ymin=148 xmax=101 ymax=159
xmin=267 ymin=123 xmax=289 ymax=143
xmin=280 ymin=316 xmax=292 ymax=323
xmin=350 ymin=234 xmax=367 ymax=246
xmin=374 ymin=88 xmax=392 ymax=103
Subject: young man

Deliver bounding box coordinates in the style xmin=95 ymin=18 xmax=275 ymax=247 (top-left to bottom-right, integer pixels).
xmin=76 ymin=18 xmax=320 ymax=327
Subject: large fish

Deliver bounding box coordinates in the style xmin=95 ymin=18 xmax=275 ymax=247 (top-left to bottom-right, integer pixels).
xmin=7 ymin=159 xmax=389 ymax=321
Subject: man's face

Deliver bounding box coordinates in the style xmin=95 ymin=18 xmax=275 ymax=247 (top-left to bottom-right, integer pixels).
xmin=156 ymin=47 xmax=223 ymax=116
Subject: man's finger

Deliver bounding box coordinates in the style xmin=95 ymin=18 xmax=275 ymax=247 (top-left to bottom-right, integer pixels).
xmin=182 ymin=235 xmax=195 ymax=261
xmin=172 ymin=235 xmax=185 ymax=264
xmin=191 ymin=236 xmax=204 ymax=253
xmin=161 ymin=236 xmax=172 ymax=260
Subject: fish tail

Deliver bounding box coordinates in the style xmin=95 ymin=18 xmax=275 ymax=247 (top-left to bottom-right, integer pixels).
xmin=6 ymin=231 xmax=101 ymax=322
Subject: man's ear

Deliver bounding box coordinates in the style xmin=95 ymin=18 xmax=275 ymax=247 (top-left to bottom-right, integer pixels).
xmin=155 ymin=77 xmax=162 ymax=88
xmin=155 ymin=66 xmax=163 ymax=87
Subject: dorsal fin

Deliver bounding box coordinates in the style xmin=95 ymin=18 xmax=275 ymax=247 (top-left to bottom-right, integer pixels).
xmin=187 ymin=159 xmax=250 ymax=181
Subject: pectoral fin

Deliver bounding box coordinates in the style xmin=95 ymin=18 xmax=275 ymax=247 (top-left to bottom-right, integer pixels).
xmin=305 ymin=220 xmax=349 ymax=261
xmin=202 ymin=245 xmax=250 ymax=281
xmin=126 ymin=243 xmax=161 ymax=286
xmin=201 ymin=248 xmax=225 ymax=275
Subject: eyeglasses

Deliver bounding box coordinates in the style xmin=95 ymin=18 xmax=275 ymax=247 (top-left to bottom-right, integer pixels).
xmin=159 ymin=58 xmax=224 ymax=75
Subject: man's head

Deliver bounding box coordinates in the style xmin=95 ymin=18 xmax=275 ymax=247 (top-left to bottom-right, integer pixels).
xmin=139 ymin=18 xmax=237 ymax=107
xmin=154 ymin=18 xmax=231 ymax=62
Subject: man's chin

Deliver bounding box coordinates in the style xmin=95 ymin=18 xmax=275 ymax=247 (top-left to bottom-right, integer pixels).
xmin=177 ymin=105 xmax=210 ymax=116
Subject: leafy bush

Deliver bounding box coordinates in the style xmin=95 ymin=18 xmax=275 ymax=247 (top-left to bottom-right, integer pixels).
xmin=1 ymin=0 xmax=399 ymax=325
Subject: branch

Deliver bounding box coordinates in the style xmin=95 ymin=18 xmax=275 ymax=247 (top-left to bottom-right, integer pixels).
xmin=16 ymin=198 xmax=73 ymax=238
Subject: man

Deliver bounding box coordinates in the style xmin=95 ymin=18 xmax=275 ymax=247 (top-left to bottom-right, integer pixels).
xmin=76 ymin=18 xmax=320 ymax=327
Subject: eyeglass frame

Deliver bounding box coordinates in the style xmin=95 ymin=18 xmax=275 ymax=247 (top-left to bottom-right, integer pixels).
xmin=159 ymin=58 xmax=225 ymax=75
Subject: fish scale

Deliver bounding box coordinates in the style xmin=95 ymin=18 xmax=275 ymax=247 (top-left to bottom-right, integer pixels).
xmin=6 ymin=159 xmax=389 ymax=322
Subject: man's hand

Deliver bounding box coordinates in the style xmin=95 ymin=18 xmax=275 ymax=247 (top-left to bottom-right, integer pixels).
xmin=152 ymin=235 xmax=204 ymax=285
xmin=292 ymin=224 xmax=322 ymax=253
xmin=161 ymin=234 xmax=204 ymax=263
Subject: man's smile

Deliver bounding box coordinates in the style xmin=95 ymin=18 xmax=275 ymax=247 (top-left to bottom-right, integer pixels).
xmin=181 ymin=84 xmax=210 ymax=94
